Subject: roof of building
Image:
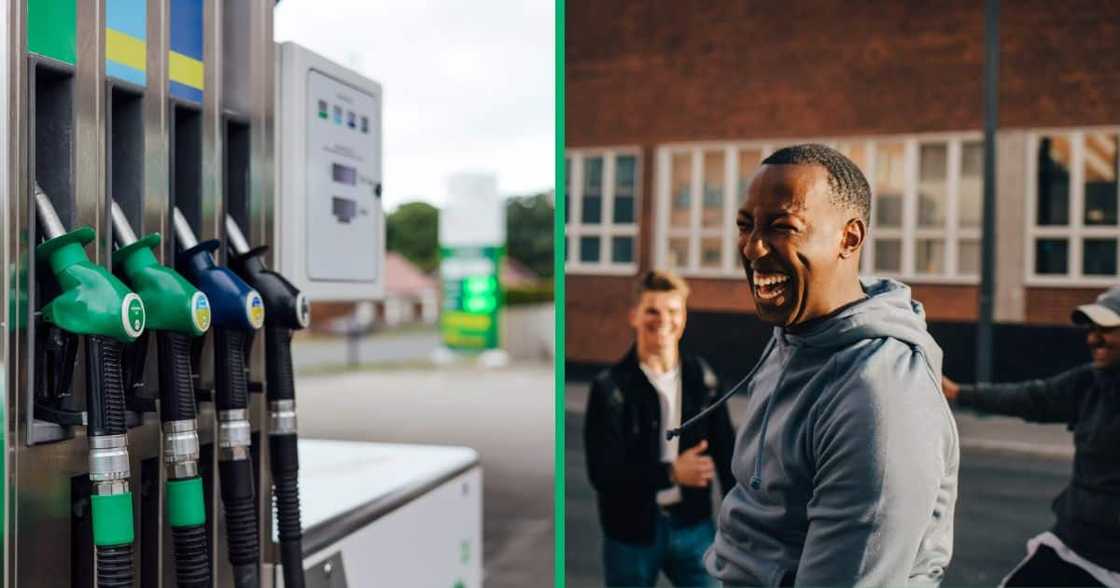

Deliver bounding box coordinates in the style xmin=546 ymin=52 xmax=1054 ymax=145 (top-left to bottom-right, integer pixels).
xmin=386 ymin=252 xmax=437 ymax=296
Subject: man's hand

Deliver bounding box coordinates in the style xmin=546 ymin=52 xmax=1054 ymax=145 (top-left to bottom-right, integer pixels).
xmin=941 ymin=375 xmax=960 ymax=402
xmin=672 ymin=440 xmax=715 ymax=487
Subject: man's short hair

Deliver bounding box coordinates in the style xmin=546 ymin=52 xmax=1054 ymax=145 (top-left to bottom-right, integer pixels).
xmin=634 ymin=270 xmax=690 ymax=305
xmin=762 ymin=144 xmax=872 ymax=225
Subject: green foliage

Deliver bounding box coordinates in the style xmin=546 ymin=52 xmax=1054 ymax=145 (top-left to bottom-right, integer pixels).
xmin=504 ymin=282 xmax=554 ymax=306
xmin=506 ymin=192 xmax=554 ymax=278
xmin=388 ymin=194 xmax=555 ymax=279
xmin=387 ymin=201 xmax=439 ymax=273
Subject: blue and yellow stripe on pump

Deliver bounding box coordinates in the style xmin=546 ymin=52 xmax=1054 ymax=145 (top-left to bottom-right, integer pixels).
xmin=169 ymin=0 xmax=204 ymax=104
xmin=106 ymin=0 xmax=147 ymax=86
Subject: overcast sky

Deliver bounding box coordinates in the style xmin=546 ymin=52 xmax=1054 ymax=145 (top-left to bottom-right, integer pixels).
xmin=274 ymin=0 xmax=555 ymax=211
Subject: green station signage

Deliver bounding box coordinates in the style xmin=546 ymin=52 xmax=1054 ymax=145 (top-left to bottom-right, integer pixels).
xmin=440 ymin=245 xmax=503 ymax=350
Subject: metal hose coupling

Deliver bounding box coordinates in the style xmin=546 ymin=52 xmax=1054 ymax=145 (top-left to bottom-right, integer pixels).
xmin=89 ymin=434 xmax=131 ymax=495
xmin=218 ymin=409 xmax=253 ymax=461
xmin=269 ymin=400 xmax=298 ymax=436
xmin=163 ymin=418 xmax=201 ymax=479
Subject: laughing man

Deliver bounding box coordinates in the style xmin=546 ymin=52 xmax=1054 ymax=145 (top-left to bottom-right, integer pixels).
xmin=705 ymin=144 xmax=960 ymax=586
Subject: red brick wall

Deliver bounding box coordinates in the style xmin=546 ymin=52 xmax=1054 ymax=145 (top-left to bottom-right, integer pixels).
xmin=565 ymin=274 xmax=635 ymax=363
xmin=1025 ymin=287 xmax=1102 ymax=325
xmin=567 ymin=1 xmax=1120 ymax=147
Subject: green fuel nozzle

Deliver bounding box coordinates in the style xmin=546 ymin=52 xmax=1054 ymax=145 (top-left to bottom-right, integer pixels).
xmin=109 ymin=200 xmax=211 ymax=587
xmin=227 ymin=215 xmax=307 ymax=588
xmin=33 ymin=184 xmax=142 ymax=588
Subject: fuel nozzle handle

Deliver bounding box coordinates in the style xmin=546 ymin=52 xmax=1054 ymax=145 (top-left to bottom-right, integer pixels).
xmin=226 ymin=214 xmax=306 ymax=588
xmin=34 ymin=184 xmax=140 ymax=587
xmin=172 ymin=207 xmax=261 ymax=587
xmin=108 ymin=200 xmax=212 ymax=586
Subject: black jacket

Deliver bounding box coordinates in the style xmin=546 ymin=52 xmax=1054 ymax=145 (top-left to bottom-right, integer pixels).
xmin=959 ymin=364 xmax=1120 ymax=571
xmin=584 ymin=346 xmax=736 ymax=545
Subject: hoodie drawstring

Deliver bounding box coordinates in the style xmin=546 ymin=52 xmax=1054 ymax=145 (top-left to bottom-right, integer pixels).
xmin=750 ymin=348 xmax=794 ymax=490
xmin=667 ymin=337 xmax=778 ymax=440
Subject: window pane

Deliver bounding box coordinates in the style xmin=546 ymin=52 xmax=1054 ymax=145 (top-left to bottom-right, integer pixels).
xmin=915 ymin=239 xmax=945 ymax=274
xmin=702 ymin=151 xmax=724 ymax=228
xmin=611 ymin=236 xmax=634 ymax=264
xmin=668 ymin=237 xmax=689 ymax=270
xmin=614 ymin=155 xmax=637 ymax=224
xmin=874 ymin=239 xmax=902 ymax=273
xmin=670 ymin=153 xmax=692 ymax=229
xmin=700 ymin=237 xmax=721 ymax=269
xmin=1034 ymin=239 xmax=1068 ymax=274
xmin=564 ymin=157 xmax=570 ymax=225
xmin=958 ymin=239 xmax=980 ymax=275
xmin=918 ymin=144 xmax=948 ymax=228
xmin=1037 ymin=136 xmax=1070 ymax=226
xmin=874 ymin=142 xmax=904 ymax=228
xmin=579 ymin=236 xmax=600 ymax=263
xmin=835 ymin=142 xmax=869 ymax=175
xmin=1083 ymin=238 xmax=1117 ymax=275
xmin=959 ymin=142 xmax=983 ymax=228
xmin=582 ymin=156 xmax=603 ymax=224
xmin=1083 ymin=133 xmax=1118 ymax=226
xmin=738 ymin=148 xmax=763 ymax=204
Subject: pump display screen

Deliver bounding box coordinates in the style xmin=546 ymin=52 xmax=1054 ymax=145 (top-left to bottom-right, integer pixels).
xmin=332 ymin=163 xmax=357 ymax=186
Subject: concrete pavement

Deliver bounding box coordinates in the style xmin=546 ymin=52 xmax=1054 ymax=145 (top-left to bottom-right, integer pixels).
xmin=296 ymin=363 xmax=554 ymax=587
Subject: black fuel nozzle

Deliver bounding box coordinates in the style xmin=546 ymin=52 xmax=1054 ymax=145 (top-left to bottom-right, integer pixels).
xmin=226 ymin=215 xmax=307 ymax=588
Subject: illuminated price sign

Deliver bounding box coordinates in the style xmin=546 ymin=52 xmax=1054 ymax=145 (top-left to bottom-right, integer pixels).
xmin=440 ymin=245 xmax=503 ymax=350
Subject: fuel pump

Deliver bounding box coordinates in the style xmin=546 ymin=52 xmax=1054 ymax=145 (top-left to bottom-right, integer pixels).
xmin=33 ymin=184 xmax=146 ymax=587
xmin=226 ymin=215 xmax=309 ymax=588
xmin=171 ymin=206 xmax=264 ymax=588
xmin=108 ymin=201 xmax=212 ymax=586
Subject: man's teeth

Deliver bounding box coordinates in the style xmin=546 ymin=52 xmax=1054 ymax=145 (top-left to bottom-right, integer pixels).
xmin=752 ymin=271 xmax=789 ymax=287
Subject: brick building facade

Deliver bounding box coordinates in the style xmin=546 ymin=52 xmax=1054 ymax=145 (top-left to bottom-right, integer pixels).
xmin=565 ymin=1 xmax=1120 ymax=378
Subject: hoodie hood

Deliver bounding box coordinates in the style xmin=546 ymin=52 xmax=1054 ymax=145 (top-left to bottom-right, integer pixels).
xmin=778 ymin=277 xmax=943 ymax=376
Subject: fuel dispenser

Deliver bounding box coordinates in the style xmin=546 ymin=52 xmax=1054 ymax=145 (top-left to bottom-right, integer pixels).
xmin=6 ymin=3 xmax=481 ymax=586
xmin=34 ymin=185 xmax=146 ymax=587
xmin=173 ymin=207 xmax=265 ymax=588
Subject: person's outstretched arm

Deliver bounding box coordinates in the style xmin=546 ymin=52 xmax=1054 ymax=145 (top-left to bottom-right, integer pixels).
xmin=943 ymin=363 xmax=1092 ymax=424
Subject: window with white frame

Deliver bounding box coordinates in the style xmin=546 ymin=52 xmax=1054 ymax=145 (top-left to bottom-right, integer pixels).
xmin=1027 ymin=129 xmax=1120 ymax=284
xmin=565 ymin=148 xmax=641 ymax=274
xmin=655 ymin=135 xmax=983 ymax=283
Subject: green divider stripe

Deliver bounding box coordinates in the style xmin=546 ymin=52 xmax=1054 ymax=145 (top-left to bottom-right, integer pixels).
xmin=91 ymin=493 xmax=134 ymax=546
xmin=166 ymin=477 xmax=206 ymax=527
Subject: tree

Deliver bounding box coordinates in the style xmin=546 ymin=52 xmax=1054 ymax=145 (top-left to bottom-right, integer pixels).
xmin=506 ymin=192 xmax=554 ymax=278
xmin=386 ymin=201 xmax=439 ymax=273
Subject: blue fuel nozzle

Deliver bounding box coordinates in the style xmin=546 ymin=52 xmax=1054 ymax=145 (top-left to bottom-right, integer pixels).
xmin=172 ymin=208 xmax=264 ymax=332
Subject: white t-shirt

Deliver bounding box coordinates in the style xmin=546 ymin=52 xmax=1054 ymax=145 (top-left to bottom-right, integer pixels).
xmin=640 ymin=362 xmax=682 ymax=506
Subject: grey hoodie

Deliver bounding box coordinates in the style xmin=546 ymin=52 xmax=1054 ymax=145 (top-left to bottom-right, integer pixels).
xmin=705 ymin=278 xmax=959 ymax=587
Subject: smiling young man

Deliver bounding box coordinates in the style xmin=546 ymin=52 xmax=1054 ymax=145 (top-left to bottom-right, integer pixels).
xmin=704 ymin=144 xmax=959 ymax=586
xmin=942 ymin=287 xmax=1120 ymax=586
xmin=585 ymin=271 xmax=736 ymax=587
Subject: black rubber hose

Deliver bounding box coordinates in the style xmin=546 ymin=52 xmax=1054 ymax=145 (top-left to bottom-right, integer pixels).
xmin=266 ymin=328 xmax=305 ymax=587
xmin=171 ymin=523 xmax=211 ymax=587
xmin=219 ymin=458 xmax=259 ymax=584
xmin=158 ymin=331 xmax=198 ymax=422
xmin=214 ymin=329 xmax=249 ymax=411
xmin=271 ymin=434 xmax=304 ymax=587
xmin=265 ymin=328 xmax=295 ymax=401
xmin=96 ymin=544 xmax=133 ymax=587
xmin=86 ymin=335 xmax=127 ymax=437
